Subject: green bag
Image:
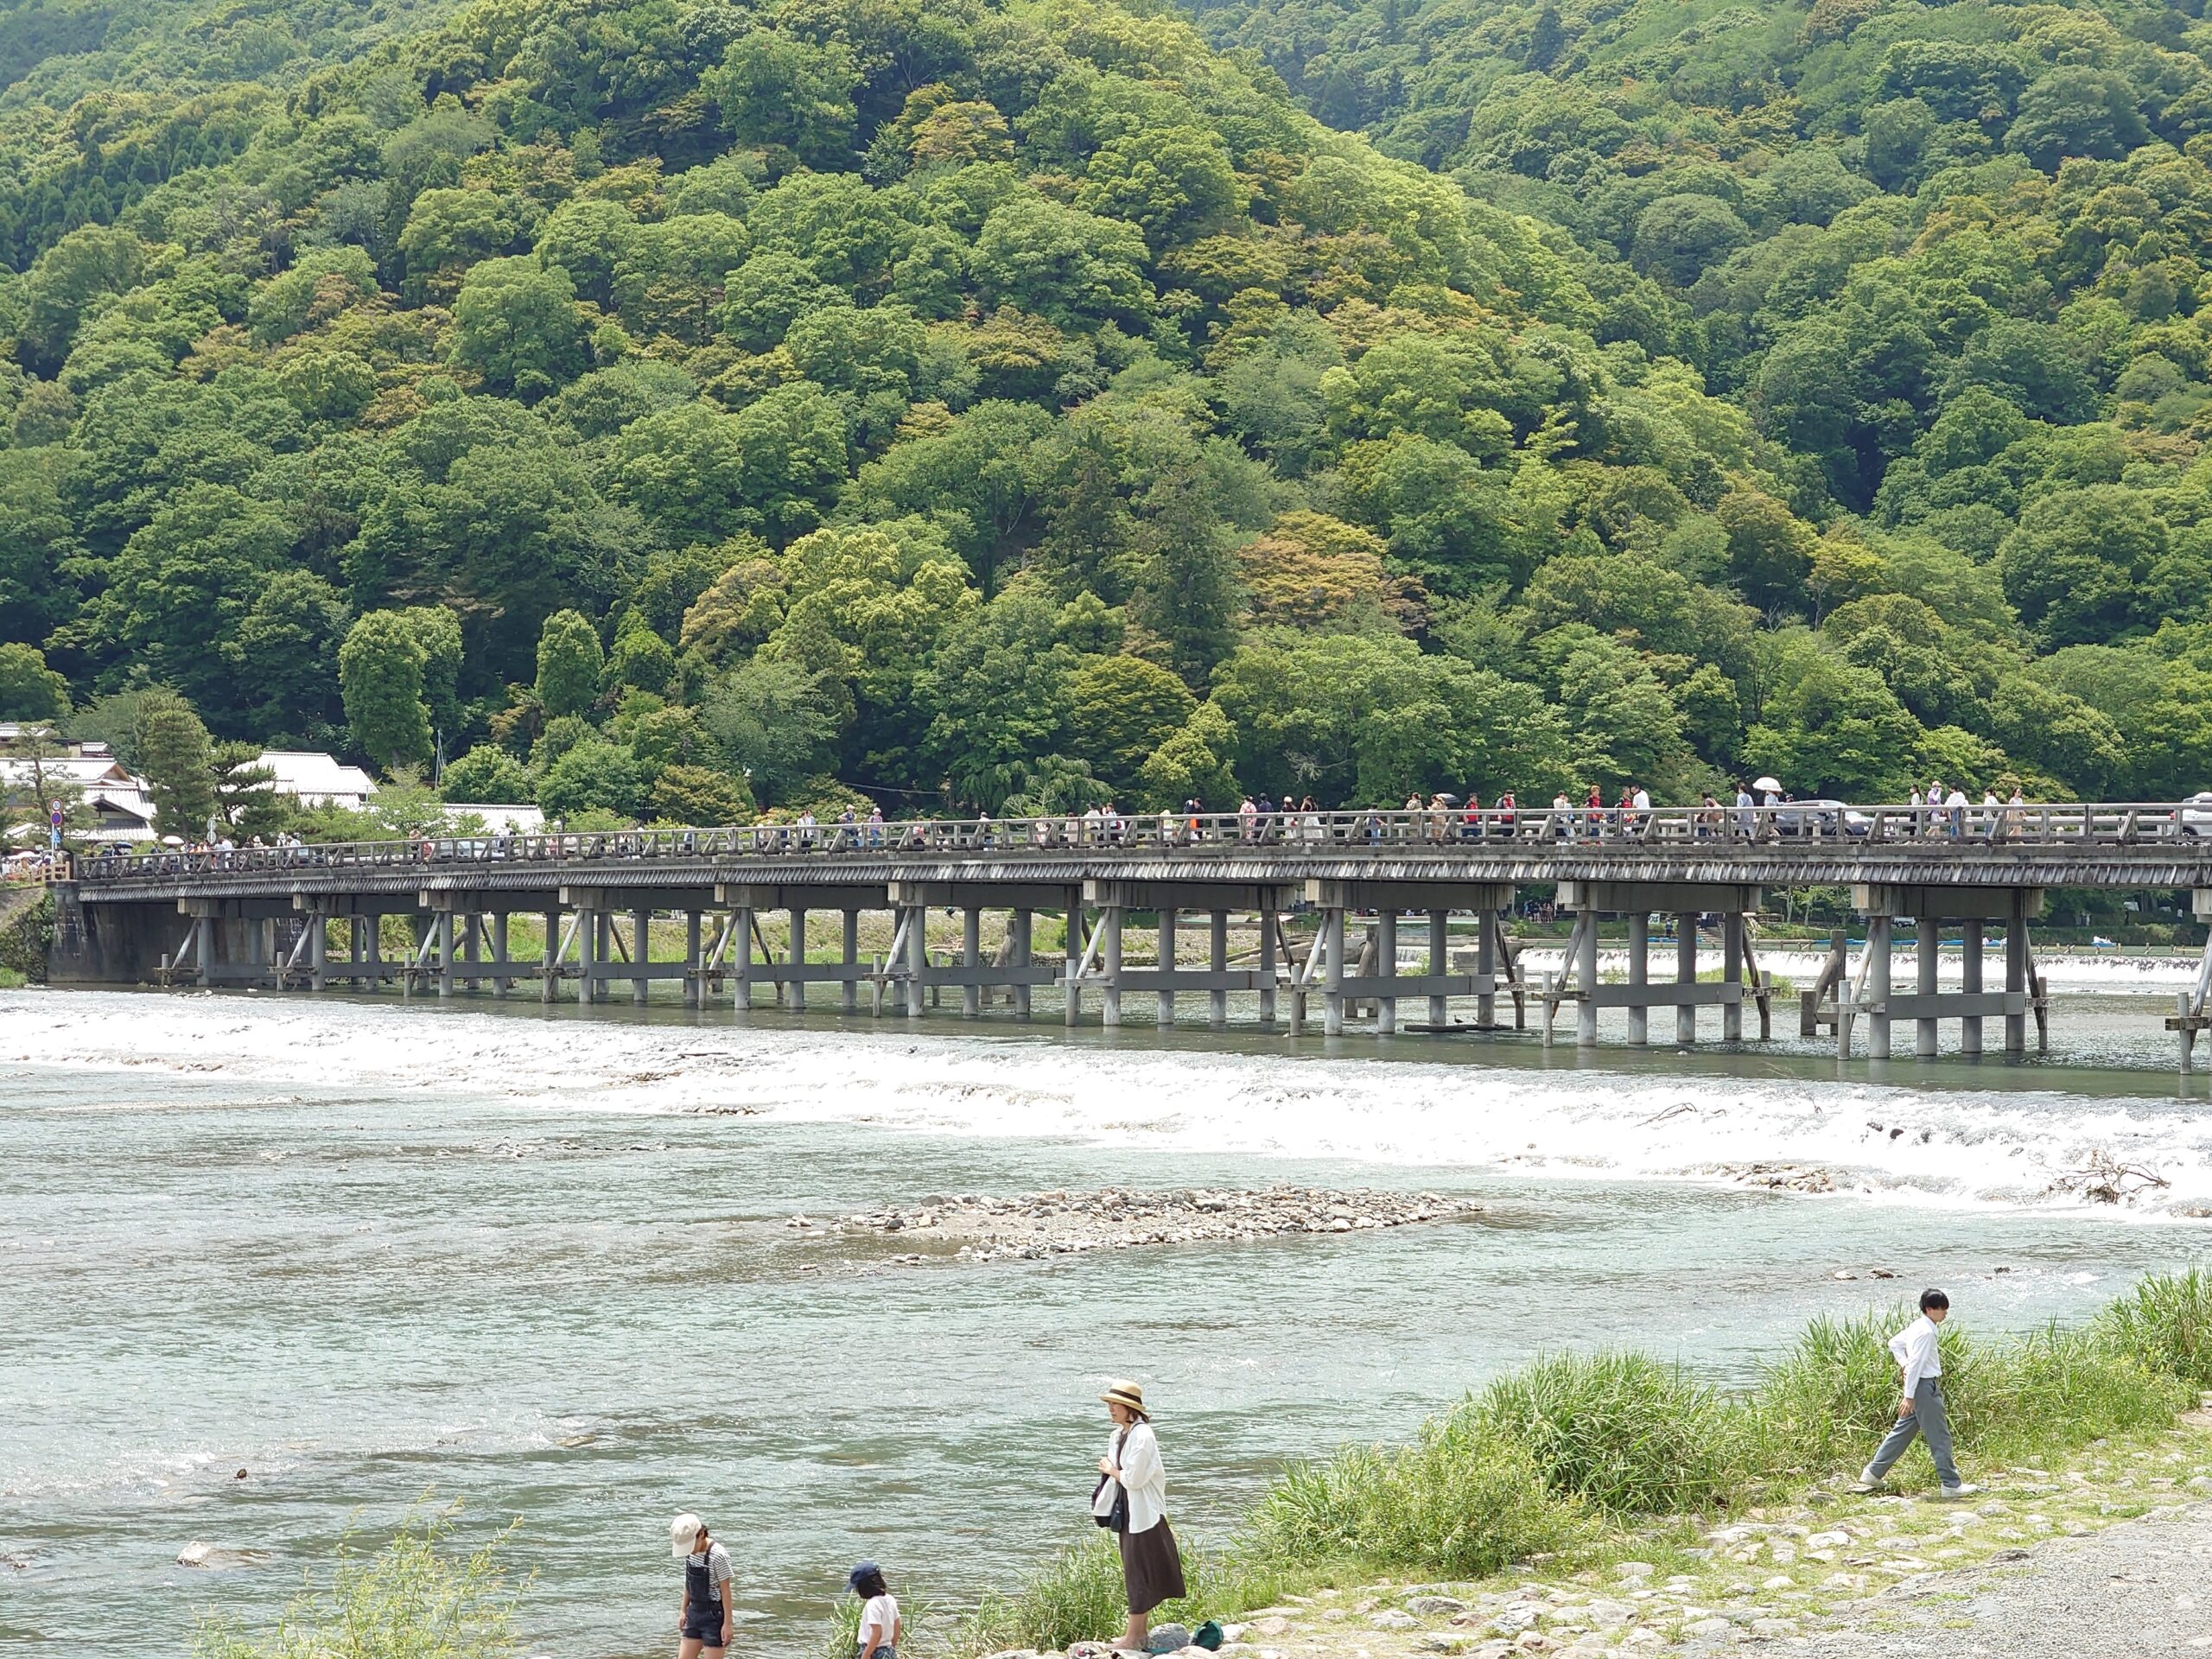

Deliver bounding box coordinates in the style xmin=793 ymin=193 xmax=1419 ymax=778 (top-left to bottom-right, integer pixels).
xmin=1192 ymin=1621 xmax=1224 ymax=1651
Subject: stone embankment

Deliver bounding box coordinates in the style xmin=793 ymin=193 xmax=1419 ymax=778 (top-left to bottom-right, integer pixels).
xmin=789 ymin=1187 xmax=1478 ymax=1265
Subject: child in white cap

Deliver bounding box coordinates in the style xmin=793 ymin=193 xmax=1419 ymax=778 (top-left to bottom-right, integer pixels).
xmin=670 ymin=1512 xmax=734 ymax=1657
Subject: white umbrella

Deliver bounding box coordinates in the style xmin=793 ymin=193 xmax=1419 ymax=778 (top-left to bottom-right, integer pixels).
xmin=1751 ymin=776 xmax=1782 ymax=794
xmin=161 ymin=835 xmax=185 ymax=847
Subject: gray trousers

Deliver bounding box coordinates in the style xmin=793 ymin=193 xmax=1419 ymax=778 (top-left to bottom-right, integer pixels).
xmin=1868 ymin=1375 xmax=1959 ymax=1485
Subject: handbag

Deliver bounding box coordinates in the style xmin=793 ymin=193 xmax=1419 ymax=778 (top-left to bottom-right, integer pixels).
xmin=1091 ymin=1427 xmax=1131 ymax=1532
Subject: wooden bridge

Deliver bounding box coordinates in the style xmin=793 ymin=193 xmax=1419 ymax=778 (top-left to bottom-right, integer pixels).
xmin=46 ymin=802 xmax=2212 ymax=1068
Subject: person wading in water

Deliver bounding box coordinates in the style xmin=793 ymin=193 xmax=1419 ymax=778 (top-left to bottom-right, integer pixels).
xmin=671 ymin=1513 xmax=734 ymax=1659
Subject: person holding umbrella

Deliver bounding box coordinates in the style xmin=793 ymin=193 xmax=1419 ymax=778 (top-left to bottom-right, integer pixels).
xmin=1751 ymin=775 xmax=1783 ymax=840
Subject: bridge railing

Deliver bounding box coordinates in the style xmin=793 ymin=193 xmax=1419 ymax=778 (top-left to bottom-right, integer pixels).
xmin=60 ymin=800 xmax=2212 ymax=886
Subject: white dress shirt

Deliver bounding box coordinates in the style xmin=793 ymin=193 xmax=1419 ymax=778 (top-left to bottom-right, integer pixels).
xmin=1889 ymin=1314 xmax=1943 ymax=1396
xmin=1093 ymin=1420 xmax=1168 ymax=1534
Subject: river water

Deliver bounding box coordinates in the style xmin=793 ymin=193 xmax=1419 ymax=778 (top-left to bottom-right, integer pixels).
xmin=4 ymin=971 xmax=2210 ymax=1656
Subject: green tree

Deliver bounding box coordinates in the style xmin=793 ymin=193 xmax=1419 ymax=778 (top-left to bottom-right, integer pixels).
xmin=449 ymin=257 xmax=587 ymax=397
xmin=704 ymin=31 xmax=860 ymax=169
xmin=79 ymin=484 xmax=296 ymax=722
xmin=534 ymin=610 xmax=605 ymax=719
xmin=1996 ymin=486 xmax=2166 ymax=648
xmin=537 ymin=739 xmax=645 ymax=820
xmin=0 ymin=643 xmax=69 ymax=721
xmin=439 ymin=746 xmax=535 ymax=803
xmin=647 ymin=763 xmax=754 ymax=824
xmin=339 ymin=610 xmax=434 ymax=773
xmin=138 ymin=701 xmax=217 ymax=840
xmin=696 ymin=655 xmax=839 ymax=805
xmin=1137 ymin=699 xmax=1241 ymax=809
xmin=211 ymin=743 xmax=286 ymax=840
xmin=1067 ymin=655 xmax=1198 ymax=797
xmin=1742 ymin=647 xmax=1922 ymax=798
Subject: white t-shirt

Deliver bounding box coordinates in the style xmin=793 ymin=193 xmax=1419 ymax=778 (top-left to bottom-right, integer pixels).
xmin=858 ymin=1592 xmax=899 ymax=1651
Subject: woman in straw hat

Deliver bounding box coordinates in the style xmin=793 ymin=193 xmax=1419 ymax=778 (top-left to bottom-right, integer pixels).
xmin=669 ymin=1512 xmax=734 ymax=1659
xmin=1093 ymin=1379 xmax=1185 ymax=1652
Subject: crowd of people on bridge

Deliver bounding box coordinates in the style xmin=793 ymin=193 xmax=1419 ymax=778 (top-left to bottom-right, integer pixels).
xmin=45 ymin=775 xmax=2075 ymax=880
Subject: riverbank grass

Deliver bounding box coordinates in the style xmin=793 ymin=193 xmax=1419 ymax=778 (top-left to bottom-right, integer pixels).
xmin=957 ymin=1269 xmax=2212 ymax=1656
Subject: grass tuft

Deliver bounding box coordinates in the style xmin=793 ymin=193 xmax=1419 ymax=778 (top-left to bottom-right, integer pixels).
xmin=2097 ymin=1265 xmax=2212 ymax=1391
xmin=1472 ymin=1351 xmax=1744 ymax=1515
xmin=1247 ymin=1412 xmax=1588 ymax=1576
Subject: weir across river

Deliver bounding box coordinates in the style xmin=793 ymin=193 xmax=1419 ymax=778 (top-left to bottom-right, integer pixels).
xmin=46 ymin=803 xmax=2212 ymax=1068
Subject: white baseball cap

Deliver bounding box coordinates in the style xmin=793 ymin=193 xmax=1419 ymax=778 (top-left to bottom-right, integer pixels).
xmin=670 ymin=1513 xmax=704 ymax=1557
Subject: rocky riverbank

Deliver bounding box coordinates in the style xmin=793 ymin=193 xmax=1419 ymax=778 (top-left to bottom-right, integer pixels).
xmin=789 ymin=1186 xmax=1479 ymax=1265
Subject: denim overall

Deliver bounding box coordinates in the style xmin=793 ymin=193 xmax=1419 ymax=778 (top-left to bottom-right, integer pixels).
xmin=683 ymin=1551 xmax=725 ymax=1645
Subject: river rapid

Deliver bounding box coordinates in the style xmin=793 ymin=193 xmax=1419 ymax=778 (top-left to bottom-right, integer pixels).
xmin=4 ymin=977 xmax=2210 ymax=1656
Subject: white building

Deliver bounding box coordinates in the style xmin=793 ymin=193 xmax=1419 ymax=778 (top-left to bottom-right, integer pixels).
xmin=255 ymin=751 xmax=378 ymax=810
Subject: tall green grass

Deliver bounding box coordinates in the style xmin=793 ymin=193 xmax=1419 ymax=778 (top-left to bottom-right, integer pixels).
xmin=967 ymin=1268 xmax=2211 ymax=1655
xmin=2098 ymin=1266 xmax=2212 ymax=1390
xmin=194 ymin=1503 xmax=518 ymax=1659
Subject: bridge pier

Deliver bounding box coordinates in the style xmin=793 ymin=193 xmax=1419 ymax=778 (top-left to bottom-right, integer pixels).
xmin=1013 ymin=909 xmax=1034 ymax=1019
xmin=1557 ymin=882 xmax=1762 ymax=1048
xmin=1375 ymin=911 xmax=1398 ymax=1034
xmin=1675 ymin=916 xmax=1696 ymax=1044
xmin=963 ymin=907 xmax=982 ymax=1018
xmin=1064 ymin=891 xmax=1084 ymax=1027
xmin=1427 ymin=910 xmax=1448 ymax=1028
xmin=1208 ymin=912 xmax=1229 ymax=1027
xmin=1256 ymin=904 xmax=1278 ymax=1027
xmin=842 ymin=909 xmax=861 ymax=1014
xmin=1308 ymin=880 xmax=1501 ymax=1034
xmin=1843 ymin=886 xmax=2044 ymax=1059
xmin=1626 ymin=913 xmax=1649 ymax=1046
xmin=788 ymin=907 xmax=808 ymax=1011
xmin=1101 ymin=902 xmax=1124 ymax=1027
xmin=1156 ymin=908 xmax=1177 ymax=1027
xmin=1321 ymin=905 xmax=1345 ymax=1036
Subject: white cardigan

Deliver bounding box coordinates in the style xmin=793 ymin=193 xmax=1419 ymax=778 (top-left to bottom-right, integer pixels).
xmin=1093 ymin=1420 xmax=1168 ymax=1534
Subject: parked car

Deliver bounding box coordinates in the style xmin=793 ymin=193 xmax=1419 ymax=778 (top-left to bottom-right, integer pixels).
xmin=1775 ymin=799 xmax=1873 ymax=838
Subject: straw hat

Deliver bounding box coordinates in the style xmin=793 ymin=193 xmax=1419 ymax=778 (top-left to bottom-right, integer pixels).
xmin=1100 ymin=1379 xmax=1148 ymax=1416
xmin=670 ymin=1513 xmax=704 ymax=1557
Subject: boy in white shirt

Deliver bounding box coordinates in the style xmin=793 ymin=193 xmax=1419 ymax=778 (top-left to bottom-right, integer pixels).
xmin=1856 ymin=1288 xmax=1980 ymax=1498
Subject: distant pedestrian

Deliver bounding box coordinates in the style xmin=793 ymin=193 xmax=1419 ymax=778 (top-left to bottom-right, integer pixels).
xmin=846 ymin=1561 xmax=899 ymax=1659
xmin=1855 ymin=1290 xmax=1980 ymax=1499
xmin=1944 ymin=784 xmax=1967 ymax=839
xmin=670 ymin=1513 xmax=734 ymax=1659
xmin=1093 ymin=1380 xmax=1185 ymax=1653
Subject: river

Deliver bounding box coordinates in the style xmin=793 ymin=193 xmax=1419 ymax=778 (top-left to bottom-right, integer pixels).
xmin=3 ymin=971 xmax=2209 ymax=1656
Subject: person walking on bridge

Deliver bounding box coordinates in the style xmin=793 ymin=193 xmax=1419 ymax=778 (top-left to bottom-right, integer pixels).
xmin=1855 ymin=1289 xmax=1980 ymax=1499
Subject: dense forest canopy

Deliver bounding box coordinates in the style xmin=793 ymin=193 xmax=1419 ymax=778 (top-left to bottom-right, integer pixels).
xmin=3 ymin=0 xmax=2211 ymax=836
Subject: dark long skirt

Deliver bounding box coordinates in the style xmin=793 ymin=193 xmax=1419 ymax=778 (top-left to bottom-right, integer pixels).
xmin=1119 ymin=1518 xmax=1185 ymax=1616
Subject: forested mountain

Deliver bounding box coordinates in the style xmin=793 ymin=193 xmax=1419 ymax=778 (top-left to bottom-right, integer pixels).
xmin=1 ymin=0 xmax=2208 ymax=836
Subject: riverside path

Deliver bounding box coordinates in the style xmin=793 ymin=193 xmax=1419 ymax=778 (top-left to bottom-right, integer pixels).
xmin=44 ymin=802 xmax=2212 ymax=1068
